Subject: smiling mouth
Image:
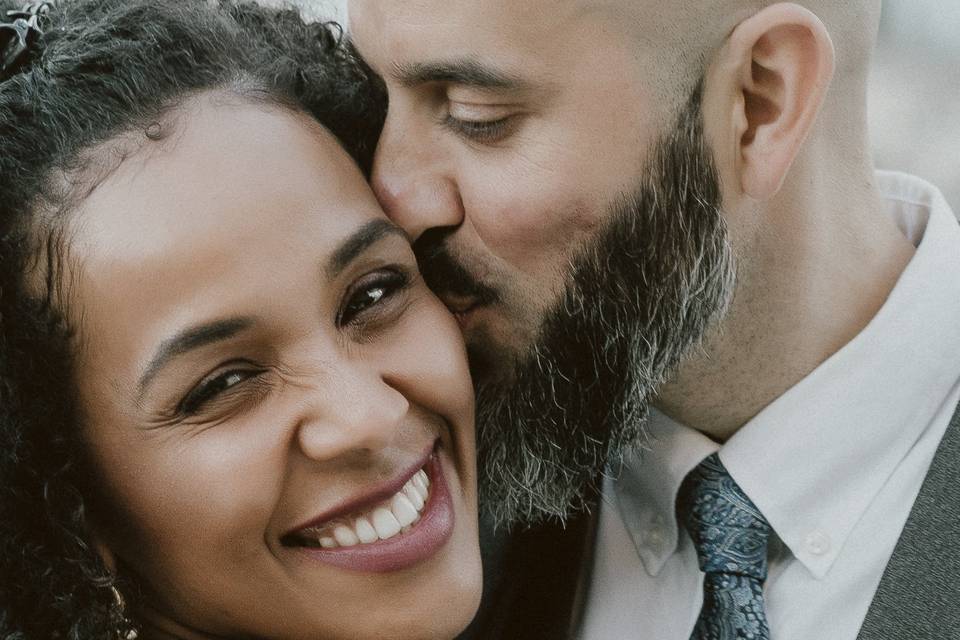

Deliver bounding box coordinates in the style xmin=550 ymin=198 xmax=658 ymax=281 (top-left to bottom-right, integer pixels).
xmin=282 ymin=448 xmax=455 ymax=573
xmin=286 ymin=468 xmax=431 ymax=549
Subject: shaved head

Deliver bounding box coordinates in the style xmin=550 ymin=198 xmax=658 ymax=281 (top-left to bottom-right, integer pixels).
xmin=583 ymin=0 xmax=882 ymax=116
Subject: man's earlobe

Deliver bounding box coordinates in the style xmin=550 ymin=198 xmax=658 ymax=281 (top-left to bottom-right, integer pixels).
xmin=725 ymin=3 xmax=835 ymax=200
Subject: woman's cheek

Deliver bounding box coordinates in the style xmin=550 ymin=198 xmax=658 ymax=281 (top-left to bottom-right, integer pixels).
xmin=101 ymin=415 xmax=282 ymax=561
xmin=380 ymin=293 xmax=474 ymax=429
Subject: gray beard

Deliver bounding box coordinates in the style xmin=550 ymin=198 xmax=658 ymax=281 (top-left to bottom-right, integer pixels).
xmin=475 ymin=82 xmax=737 ymax=528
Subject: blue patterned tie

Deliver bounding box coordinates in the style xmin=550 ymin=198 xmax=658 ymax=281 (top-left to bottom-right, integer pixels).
xmin=677 ymin=453 xmax=772 ymax=640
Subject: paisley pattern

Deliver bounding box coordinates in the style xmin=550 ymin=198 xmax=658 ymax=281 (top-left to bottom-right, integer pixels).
xmin=678 ymin=454 xmax=772 ymax=640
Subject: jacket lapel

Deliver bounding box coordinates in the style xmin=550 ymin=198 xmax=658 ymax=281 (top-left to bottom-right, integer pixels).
xmin=857 ymin=399 xmax=960 ymax=639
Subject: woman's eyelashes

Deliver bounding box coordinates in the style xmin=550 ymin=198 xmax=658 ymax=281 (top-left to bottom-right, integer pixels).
xmin=178 ymin=363 xmax=267 ymax=416
xmin=174 ymin=268 xmax=413 ymax=418
xmin=337 ymin=267 xmax=412 ymax=327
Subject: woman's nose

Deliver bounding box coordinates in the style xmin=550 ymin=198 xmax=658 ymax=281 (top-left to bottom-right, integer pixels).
xmin=295 ymin=364 xmax=410 ymax=462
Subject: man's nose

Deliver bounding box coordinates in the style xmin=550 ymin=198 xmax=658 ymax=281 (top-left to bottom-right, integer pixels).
xmin=295 ymin=364 xmax=410 ymax=463
xmin=372 ymin=117 xmax=464 ymax=242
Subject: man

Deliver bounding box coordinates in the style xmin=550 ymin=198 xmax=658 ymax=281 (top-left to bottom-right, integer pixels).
xmin=349 ymin=1 xmax=960 ymax=638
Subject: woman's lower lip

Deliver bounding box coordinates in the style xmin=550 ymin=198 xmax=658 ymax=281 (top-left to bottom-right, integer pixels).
xmin=293 ymin=455 xmax=455 ymax=574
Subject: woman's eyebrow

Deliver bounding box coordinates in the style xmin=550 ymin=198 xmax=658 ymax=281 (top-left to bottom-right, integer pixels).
xmin=327 ymin=218 xmax=408 ymax=278
xmin=137 ymin=317 xmax=255 ymax=394
xmin=136 ymin=220 xmax=403 ymax=396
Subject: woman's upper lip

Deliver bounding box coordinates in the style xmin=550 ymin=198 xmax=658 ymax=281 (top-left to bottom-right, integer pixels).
xmin=285 ymin=443 xmax=436 ymax=537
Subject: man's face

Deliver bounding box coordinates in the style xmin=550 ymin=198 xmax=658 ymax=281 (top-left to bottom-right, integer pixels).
xmin=350 ymin=0 xmax=666 ymax=376
xmin=351 ymin=0 xmax=735 ymax=525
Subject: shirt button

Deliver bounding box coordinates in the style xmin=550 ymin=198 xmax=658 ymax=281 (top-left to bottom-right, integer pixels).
xmin=804 ymin=530 xmax=831 ymax=556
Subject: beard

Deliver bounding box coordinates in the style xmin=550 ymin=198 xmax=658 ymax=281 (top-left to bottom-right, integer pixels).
xmin=417 ymin=81 xmax=736 ymax=528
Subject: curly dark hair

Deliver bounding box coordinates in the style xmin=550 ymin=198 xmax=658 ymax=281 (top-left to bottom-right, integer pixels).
xmin=0 ymin=1 xmax=385 ymax=637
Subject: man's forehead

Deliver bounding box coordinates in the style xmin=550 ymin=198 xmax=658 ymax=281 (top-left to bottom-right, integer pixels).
xmin=351 ymin=0 xmax=575 ymax=46
xmin=349 ymin=0 xmax=632 ymax=76
xmin=350 ymin=0 xmax=580 ymax=26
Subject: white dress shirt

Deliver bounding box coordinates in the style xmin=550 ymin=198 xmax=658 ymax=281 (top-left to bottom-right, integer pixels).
xmin=579 ymin=172 xmax=960 ymax=640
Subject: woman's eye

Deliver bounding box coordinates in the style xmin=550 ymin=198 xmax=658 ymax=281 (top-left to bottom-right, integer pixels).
xmin=444 ymin=114 xmax=514 ymax=144
xmin=339 ymin=269 xmax=411 ymax=326
xmin=178 ymin=367 xmax=262 ymax=416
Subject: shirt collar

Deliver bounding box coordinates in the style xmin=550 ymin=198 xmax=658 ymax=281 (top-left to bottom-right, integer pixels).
xmin=613 ymin=411 xmax=718 ymax=576
xmin=613 ymin=171 xmax=960 ymax=579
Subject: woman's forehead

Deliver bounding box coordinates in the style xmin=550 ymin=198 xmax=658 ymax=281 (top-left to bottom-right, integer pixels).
xmin=71 ymin=96 xmax=379 ymax=274
xmin=65 ymin=97 xmax=387 ymax=382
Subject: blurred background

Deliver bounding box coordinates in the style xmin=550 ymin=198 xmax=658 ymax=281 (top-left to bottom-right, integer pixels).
xmin=871 ymin=0 xmax=960 ymax=209
xmin=266 ymin=0 xmax=960 ymax=210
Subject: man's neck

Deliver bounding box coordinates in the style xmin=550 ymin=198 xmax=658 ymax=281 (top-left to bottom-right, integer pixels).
xmin=654 ymin=167 xmax=917 ymax=442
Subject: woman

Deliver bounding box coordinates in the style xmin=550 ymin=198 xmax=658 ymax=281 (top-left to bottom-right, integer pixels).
xmin=0 ymin=1 xmax=482 ymax=638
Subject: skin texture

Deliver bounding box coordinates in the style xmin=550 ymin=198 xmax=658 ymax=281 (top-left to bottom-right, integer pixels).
xmin=350 ymin=0 xmax=915 ymax=444
xmin=67 ymin=94 xmax=481 ymax=639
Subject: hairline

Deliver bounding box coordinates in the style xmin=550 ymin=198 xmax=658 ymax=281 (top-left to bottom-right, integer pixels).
xmin=22 ymin=80 xmax=336 ymax=341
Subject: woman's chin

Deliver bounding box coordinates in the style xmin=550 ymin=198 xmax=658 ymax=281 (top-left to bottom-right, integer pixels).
xmin=283 ymin=529 xmax=483 ymax=639
xmin=325 ymin=455 xmax=481 ymax=639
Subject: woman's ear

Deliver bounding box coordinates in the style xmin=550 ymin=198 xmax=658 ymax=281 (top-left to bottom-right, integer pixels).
xmin=710 ymin=2 xmax=835 ymax=200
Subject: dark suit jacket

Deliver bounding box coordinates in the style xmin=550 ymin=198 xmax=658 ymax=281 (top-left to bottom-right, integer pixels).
xmin=463 ymin=400 xmax=960 ymax=639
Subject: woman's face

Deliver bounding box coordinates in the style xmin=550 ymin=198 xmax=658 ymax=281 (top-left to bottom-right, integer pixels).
xmin=68 ymin=95 xmax=480 ymax=639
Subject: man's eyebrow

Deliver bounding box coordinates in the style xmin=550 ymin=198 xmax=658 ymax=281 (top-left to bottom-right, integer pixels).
xmin=390 ymin=59 xmax=530 ymax=91
xmin=138 ymin=317 xmax=255 ymax=393
xmin=327 ymin=218 xmax=408 ymax=278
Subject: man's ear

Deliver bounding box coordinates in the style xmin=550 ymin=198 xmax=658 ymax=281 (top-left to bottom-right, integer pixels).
xmin=711 ymin=3 xmax=835 ymax=200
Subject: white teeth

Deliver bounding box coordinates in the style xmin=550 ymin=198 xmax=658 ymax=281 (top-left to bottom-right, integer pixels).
xmin=354 ymin=516 xmax=379 ymax=544
xmin=413 ymin=471 xmax=429 ymax=496
xmin=404 ymin=484 xmax=425 ymax=510
xmin=333 ymin=525 xmax=359 ymax=547
xmin=391 ymin=493 xmax=419 ymax=527
xmin=319 ymin=537 xmax=337 ymax=549
xmin=372 ymin=507 xmax=403 ymax=539
xmin=296 ymin=464 xmax=432 ymax=550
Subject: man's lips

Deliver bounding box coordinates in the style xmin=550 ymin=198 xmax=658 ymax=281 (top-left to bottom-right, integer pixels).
xmin=448 ymin=301 xmax=484 ymax=330
xmin=438 ymin=292 xmax=482 ymax=316
xmin=438 ymin=293 xmax=494 ymax=330
xmin=284 ymin=442 xmax=436 ymax=538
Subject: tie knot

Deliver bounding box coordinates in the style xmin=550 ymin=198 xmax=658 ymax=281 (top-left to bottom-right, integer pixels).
xmin=677 ymin=453 xmax=772 ymax=581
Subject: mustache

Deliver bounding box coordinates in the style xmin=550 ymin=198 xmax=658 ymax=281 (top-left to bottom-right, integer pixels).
xmin=413 ymin=229 xmax=500 ymax=306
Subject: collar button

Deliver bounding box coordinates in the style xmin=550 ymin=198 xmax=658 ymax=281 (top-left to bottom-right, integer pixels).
xmin=804 ymin=530 xmax=832 ymax=556
xmin=643 ymin=526 xmax=667 ymax=551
